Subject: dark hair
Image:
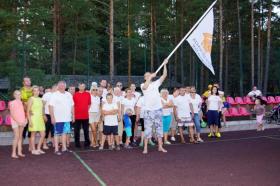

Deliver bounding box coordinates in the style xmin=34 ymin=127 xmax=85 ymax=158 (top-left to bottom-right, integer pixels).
xmin=211 ymin=86 xmax=219 ymax=96
xmin=256 ymin=96 xmax=267 ymax=105
xmin=125 ymin=88 xmax=131 ymax=93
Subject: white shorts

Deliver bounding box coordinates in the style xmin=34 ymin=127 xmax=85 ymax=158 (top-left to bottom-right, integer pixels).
xmin=177 ymin=117 xmax=194 ymax=127
xmin=89 ymin=112 xmax=100 ymax=123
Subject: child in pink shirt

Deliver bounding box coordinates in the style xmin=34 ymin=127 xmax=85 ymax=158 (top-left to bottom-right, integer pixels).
xmin=9 ymin=90 xmax=27 ymax=158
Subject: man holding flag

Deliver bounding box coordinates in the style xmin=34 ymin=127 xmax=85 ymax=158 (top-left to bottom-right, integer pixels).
xmin=141 ymin=59 xmax=168 ymax=154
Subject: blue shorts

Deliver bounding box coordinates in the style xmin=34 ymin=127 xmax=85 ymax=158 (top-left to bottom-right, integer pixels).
xmin=125 ymin=127 xmax=132 ymax=137
xmin=103 ymin=125 xmax=118 ymax=135
xmin=223 ymin=102 xmax=230 ymax=108
xmin=207 ymin=110 xmax=219 ymax=126
xmin=54 ymin=122 xmax=71 ymax=136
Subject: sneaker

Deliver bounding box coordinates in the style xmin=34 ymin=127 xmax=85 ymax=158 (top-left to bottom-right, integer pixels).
xmin=197 ymin=138 xmax=204 ymax=143
xmin=215 ymin=132 xmax=221 ymax=138
xmin=54 ymin=151 xmax=62 ymax=156
xmin=38 ymin=150 xmax=45 ymax=154
xmin=124 ymin=144 xmax=133 ymax=149
xmin=208 ymin=133 xmax=213 ymax=138
xmin=170 ymin=137 xmax=176 ymax=142
xmin=98 ymin=146 xmax=104 ymax=150
xmin=62 ymin=149 xmax=73 ymax=153
xmin=109 ymin=145 xmax=114 ymax=150
xmin=115 ymin=145 xmax=121 ymax=151
xmin=164 ymin=141 xmax=171 ymax=145
xmin=149 ymin=141 xmax=155 ymax=146
xmin=31 ymin=150 xmax=40 ymax=155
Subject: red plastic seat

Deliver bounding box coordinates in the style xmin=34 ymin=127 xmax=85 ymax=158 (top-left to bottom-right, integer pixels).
xmin=0 ymin=101 xmax=6 ymax=111
xmin=238 ymin=107 xmax=251 ymax=116
xmin=235 ymin=97 xmax=246 ymax=105
xmin=0 ymin=116 xmax=3 ymax=125
xmin=228 ymin=107 xmax=242 ymax=117
xmin=267 ymin=96 xmax=276 ymax=104
xmin=226 ymin=97 xmax=237 ymax=105
xmin=5 ymin=115 xmax=12 ymax=126
xmin=243 ymin=96 xmax=254 ymax=105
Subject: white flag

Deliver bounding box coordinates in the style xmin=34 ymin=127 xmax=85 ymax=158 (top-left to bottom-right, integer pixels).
xmin=187 ymin=8 xmax=215 ymax=75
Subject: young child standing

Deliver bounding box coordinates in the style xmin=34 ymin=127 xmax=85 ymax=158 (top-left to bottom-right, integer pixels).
xmin=123 ymin=108 xmax=133 ymax=149
xmin=100 ymin=93 xmax=120 ymax=150
xmin=254 ymin=97 xmax=266 ymax=131
xmin=9 ymin=90 xmax=27 ymax=158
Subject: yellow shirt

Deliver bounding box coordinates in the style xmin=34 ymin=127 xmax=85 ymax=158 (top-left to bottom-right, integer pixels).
xmin=20 ymin=87 xmax=33 ymax=103
xmin=202 ymin=90 xmax=211 ymax=98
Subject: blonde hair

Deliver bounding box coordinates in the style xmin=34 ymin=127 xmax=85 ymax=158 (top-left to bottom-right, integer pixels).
xmin=160 ymin=89 xmax=169 ymax=96
xmin=32 ymin=85 xmax=39 ymax=91
xmin=13 ymin=90 xmax=21 ymax=98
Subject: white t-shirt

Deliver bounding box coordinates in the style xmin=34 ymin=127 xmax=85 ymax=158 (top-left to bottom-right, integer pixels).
xmin=140 ymin=79 xmax=162 ymax=111
xmin=207 ymin=95 xmax=222 ymax=111
xmin=161 ymin=98 xmax=173 ymax=116
xmin=42 ymin=92 xmax=52 ymax=114
xmin=89 ymin=95 xmax=100 ymax=113
xmin=133 ymin=91 xmax=141 ymax=100
xmin=174 ymin=95 xmax=191 ymax=118
xmin=102 ymin=102 xmax=118 ymax=126
xmin=49 ymin=91 xmax=74 ymax=122
xmin=102 ymin=88 xmax=108 ymax=99
xmin=122 ymin=97 xmax=136 ymax=115
xmin=248 ymin=90 xmax=262 ymax=97
xmin=136 ymin=96 xmax=145 ymax=118
xmin=189 ymin=94 xmax=202 ymax=114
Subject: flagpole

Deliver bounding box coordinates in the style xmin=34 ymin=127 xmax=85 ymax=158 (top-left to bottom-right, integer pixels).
xmin=155 ymin=0 xmax=217 ymax=74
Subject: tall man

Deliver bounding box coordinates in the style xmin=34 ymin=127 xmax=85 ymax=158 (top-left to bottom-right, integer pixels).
xmin=140 ymin=59 xmax=168 ymax=154
xmin=73 ymin=83 xmax=91 ymax=148
xmin=49 ymin=81 xmax=74 ymax=155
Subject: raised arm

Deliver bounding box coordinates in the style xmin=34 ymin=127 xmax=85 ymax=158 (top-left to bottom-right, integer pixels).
xmin=159 ymin=59 xmax=168 ymax=84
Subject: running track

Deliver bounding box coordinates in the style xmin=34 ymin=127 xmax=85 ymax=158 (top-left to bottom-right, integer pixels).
xmin=1 ymin=129 xmax=280 ymax=186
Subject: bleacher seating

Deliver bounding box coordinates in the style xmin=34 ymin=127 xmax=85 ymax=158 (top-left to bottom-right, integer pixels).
xmin=267 ymin=96 xmax=276 ymax=104
xmin=226 ymin=97 xmax=237 ymax=105
xmin=243 ymin=96 xmax=254 ymax=104
xmin=238 ymin=107 xmax=251 ymax=116
xmin=4 ymin=115 xmax=11 ymax=126
xmin=235 ymin=97 xmax=246 ymax=105
xmin=0 ymin=101 xmax=6 ymax=111
xmin=0 ymin=116 xmax=3 ymax=125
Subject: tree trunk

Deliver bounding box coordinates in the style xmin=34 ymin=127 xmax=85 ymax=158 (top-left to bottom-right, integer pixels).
xmin=57 ymin=1 xmax=61 ymax=75
xmin=263 ymin=2 xmax=272 ymax=95
xmin=109 ymin=0 xmax=114 ymax=81
xmin=127 ymin=0 xmax=131 ymax=83
xmin=52 ymin=0 xmax=58 ymax=75
xmin=257 ymin=14 xmax=261 ymax=89
xmin=224 ymin=32 xmax=229 ymax=94
xmin=251 ymin=1 xmax=255 ymax=87
xmin=219 ymin=0 xmax=223 ymax=89
xmin=72 ymin=15 xmax=78 ymax=75
xmin=150 ymin=0 xmax=154 ymax=72
xmin=237 ymin=0 xmax=243 ymax=95
xmin=180 ymin=0 xmax=184 ymax=85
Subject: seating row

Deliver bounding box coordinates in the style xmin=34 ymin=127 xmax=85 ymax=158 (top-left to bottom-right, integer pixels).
xmin=226 ymin=96 xmax=280 ymax=105
xmin=0 ymin=115 xmax=11 ymax=125
xmin=224 ymin=107 xmax=251 ymax=117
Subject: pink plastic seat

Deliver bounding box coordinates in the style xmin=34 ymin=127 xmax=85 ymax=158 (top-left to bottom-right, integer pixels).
xmin=226 ymin=97 xmax=237 ymax=105
xmin=0 ymin=101 xmax=6 ymax=111
xmin=235 ymin=97 xmax=246 ymax=105
xmin=0 ymin=116 xmax=3 ymax=125
xmin=261 ymin=96 xmax=268 ymax=102
xmin=238 ymin=107 xmax=251 ymax=116
xmin=275 ymin=96 xmax=280 ymax=104
xmin=228 ymin=107 xmax=242 ymax=117
xmin=223 ymin=110 xmax=231 ymax=117
xmin=267 ymin=96 xmax=276 ymax=104
xmin=243 ymin=96 xmax=254 ymax=105
xmin=5 ymin=115 xmax=12 ymax=126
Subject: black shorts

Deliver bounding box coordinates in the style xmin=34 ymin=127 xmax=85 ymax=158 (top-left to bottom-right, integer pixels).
xmin=45 ymin=114 xmax=54 ymax=138
xmin=103 ymin=125 xmax=118 ymax=135
xmin=139 ymin=118 xmax=144 ymax=132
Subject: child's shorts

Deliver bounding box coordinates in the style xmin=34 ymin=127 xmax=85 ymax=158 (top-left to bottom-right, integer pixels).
xmin=125 ymin=127 xmax=132 ymax=137
xmin=177 ymin=117 xmax=194 ymax=127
